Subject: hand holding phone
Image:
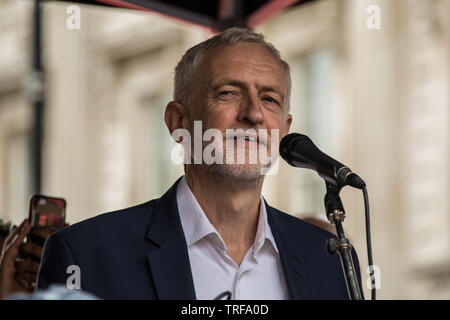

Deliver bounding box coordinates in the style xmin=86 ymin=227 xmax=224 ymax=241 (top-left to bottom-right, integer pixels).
xmin=0 ymin=196 xmax=68 ymax=296
xmin=23 ymin=195 xmax=67 ymax=281
xmin=0 ymin=219 xmax=32 ymax=298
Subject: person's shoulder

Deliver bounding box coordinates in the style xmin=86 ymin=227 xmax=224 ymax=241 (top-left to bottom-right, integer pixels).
xmin=52 ymin=199 xmax=158 ymax=242
xmin=268 ymin=205 xmax=336 ymax=241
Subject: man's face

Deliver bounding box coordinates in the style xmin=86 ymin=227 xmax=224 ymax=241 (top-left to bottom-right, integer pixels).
xmin=188 ymin=42 xmax=292 ymax=180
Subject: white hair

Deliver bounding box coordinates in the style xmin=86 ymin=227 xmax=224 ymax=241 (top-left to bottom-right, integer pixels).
xmin=174 ymin=27 xmax=291 ymax=112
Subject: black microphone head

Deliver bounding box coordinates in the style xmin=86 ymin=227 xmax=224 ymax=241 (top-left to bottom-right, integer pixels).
xmin=279 ymin=132 xmax=366 ymax=189
xmin=279 ymin=133 xmax=311 ymax=164
xmin=279 ymin=132 xmax=344 ymax=185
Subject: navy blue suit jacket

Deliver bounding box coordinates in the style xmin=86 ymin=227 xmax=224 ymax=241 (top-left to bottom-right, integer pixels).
xmin=37 ymin=177 xmax=362 ymax=299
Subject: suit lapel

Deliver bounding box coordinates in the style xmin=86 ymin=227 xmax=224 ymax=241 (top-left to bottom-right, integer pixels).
xmin=266 ymin=202 xmax=310 ymax=299
xmin=145 ymin=177 xmax=196 ymax=300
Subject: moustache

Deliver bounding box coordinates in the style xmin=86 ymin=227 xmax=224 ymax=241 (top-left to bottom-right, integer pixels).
xmin=223 ymin=130 xmax=269 ymax=147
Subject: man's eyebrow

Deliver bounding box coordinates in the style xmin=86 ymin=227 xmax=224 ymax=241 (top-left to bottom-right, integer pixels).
xmin=210 ymin=79 xmax=246 ymax=91
xmin=211 ymin=80 xmax=284 ymax=98
xmin=259 ymin=86 xmax=284 ymax=98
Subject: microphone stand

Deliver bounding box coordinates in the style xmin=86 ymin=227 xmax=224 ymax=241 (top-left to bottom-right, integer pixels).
xmin=324 ymin=183 xmax=363 ymax=300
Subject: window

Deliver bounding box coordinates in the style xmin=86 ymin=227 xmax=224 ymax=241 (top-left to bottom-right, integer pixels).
xmin=285 ymin=48 xmax=336 ymax=217
xmin=5 ymin=131 xmax=31 ymax=225
xmin=135 ymin=92 xmax=183 ymax=202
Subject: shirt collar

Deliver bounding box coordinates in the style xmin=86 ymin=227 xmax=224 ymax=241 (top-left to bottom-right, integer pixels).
xmin=176 ymin=176 xmax=218 ymax=247
xmin=176 ymin=176 xmax=279 ymax=254
xmin=254 ymin=197 xmax=279 ymax=255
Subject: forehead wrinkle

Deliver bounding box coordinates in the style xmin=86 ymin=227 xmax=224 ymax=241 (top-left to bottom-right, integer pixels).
xmin=210 ymin=79 xmax=246 ymax=92
xmin=202 ymin=44 xmax=287 ymax=100
xmin=209 ymin=76 xmax=285 ymax=101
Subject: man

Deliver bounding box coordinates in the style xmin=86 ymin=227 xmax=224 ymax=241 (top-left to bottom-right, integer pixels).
xmin=37 ymin=28 xmax=362 ymax=299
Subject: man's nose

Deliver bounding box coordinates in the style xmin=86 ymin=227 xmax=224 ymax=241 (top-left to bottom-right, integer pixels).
xmin=237 ymin=92 xmax=264 ymax=125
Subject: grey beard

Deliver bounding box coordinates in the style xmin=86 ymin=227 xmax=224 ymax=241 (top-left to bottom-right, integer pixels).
xmin=205 ymin=162 xmax=265 ymax=188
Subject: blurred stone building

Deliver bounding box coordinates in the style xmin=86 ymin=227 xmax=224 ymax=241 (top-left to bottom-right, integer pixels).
xmin=0 ymin=0 xmax=449 ymax=299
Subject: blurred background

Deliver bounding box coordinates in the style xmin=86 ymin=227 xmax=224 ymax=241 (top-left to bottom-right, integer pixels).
xmin=0 ymin=0 xmax=449 ymax=299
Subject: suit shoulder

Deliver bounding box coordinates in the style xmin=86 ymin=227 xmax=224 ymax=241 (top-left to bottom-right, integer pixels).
xmin=269 ymin=206 xmax=336 ymax=240
xmin=54 ymin=199 xmax=157 ymax=241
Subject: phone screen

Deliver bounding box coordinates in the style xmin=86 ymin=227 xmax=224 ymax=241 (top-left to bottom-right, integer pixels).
xmin=24 ymin=195 xmax=66 ymax=286
xmin=28 ymin=195 xmax=66 ymax=229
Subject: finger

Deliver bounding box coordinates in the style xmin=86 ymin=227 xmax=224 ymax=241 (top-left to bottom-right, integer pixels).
xmin=3 ymin=219 xmax=27 ymax=246
xmin=3 ymin=232 xmax=19 ymax=251
xmin=14 ymin=258 xmax=40 ymax=273
xmin=29 ymin=226 xmax=53 ymax=240
xmin=15 ymin=271 xmax=36 ymax=288
xmin=19 ymin=242 xmax=43 ymax=259
xmin=2 ymin=220 xmax=31 ymax=257
xmin=4 ymin=226 xmax=18 ymax=243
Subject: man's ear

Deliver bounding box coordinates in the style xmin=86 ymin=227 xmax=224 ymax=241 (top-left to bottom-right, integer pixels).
xmin=164 ymin=101 xmax=189 ymax=137
xmin=283 ymin=113 xmax=293 ymax=136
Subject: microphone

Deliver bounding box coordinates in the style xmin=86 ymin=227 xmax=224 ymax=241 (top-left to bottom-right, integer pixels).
xmin=279 ymin=133 xmax=365 ymax=189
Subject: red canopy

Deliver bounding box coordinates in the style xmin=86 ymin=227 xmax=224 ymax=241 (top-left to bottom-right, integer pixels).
xmin=50 ymin=0 xmax=314 ymax=31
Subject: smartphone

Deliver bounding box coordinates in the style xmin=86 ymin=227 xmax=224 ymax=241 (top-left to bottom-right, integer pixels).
xmin=28 ymin=195 xmax=66 ymax=230
xmin=21 ymin=195 xmax=66 ymax=287
xmin=27 ymin=195 xmax=66 ymax=251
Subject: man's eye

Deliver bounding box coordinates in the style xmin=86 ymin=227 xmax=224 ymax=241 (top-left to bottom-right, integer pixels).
xmin=263 ymin=96 xmax=279 ymax=104
xmin=217 ymin=91 xmax=238 ymax=100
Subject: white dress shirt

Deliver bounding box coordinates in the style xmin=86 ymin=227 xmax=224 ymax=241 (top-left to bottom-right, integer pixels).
xmin=176 ymin=176 xmax=289 ymax=300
